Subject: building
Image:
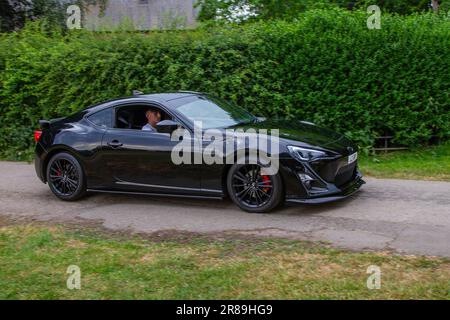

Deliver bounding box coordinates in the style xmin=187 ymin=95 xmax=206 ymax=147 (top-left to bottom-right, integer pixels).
xmin=84 ymin=0 xmax=200 ymax=30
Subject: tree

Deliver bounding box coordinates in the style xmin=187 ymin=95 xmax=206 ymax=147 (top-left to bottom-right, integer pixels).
xmin=354 ymin=0 xmax=432 ymax=15
xmin=195 ymin=0 xmax=446 ymax=24
xmin=0 ymin=0 xmax=28 ymax=31
xmin=195 ymin=0 xmax=336 ymax=23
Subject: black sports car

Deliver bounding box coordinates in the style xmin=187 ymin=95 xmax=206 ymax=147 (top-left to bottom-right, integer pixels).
xmin=34 ymin=91 xmax=365 ymax=213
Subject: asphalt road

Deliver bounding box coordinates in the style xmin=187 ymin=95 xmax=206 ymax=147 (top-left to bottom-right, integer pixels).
xmin=0 ymin=161 xmax=449 ymax=257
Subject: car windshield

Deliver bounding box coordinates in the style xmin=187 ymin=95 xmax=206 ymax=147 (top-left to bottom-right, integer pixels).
xmin=172 ymin=95 xmax=256 ymax=130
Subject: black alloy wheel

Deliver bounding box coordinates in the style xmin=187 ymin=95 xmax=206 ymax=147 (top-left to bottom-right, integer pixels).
xmin=46 ymin=152 xmax=86 ymax=201
xmin=227 ymin=163 xmax=283 ymax=213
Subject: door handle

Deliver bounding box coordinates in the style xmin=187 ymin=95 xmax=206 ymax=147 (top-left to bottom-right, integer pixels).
xmin=107 ymin=140 xmax=123 ymax=149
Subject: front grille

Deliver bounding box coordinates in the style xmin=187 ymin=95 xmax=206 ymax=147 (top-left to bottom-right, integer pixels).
xmin=335 ymin=162 xmax=357 ymax=187
xmin=310 ymin=157 xmax=357 ymax=187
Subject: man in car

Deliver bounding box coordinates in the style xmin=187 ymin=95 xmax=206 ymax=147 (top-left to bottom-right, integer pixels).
xmin=142 ymin=108 xmax=161 ymax=132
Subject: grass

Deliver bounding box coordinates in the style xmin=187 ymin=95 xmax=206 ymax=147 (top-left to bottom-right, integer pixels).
xmin=0 ymin=223 xmax=449 ymax=300
xmin=359 ymin=142 xmax=450 ymax=181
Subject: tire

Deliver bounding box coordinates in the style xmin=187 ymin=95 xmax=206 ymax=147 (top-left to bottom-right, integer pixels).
xmin=227 ymin=163 xmax=284 ymax=213
xmin=46 ymin=152 xmax=86 ymax=201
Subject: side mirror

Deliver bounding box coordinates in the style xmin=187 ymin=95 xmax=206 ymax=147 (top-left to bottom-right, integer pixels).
xmin=156 ymin=120 xmax=180 ymax=134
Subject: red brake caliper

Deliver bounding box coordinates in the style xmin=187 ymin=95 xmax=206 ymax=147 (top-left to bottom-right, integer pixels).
xmin=261 ymin=175 xmax=271 ymax=193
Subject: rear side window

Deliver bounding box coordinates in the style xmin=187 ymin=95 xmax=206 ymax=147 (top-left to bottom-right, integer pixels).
xmin=87 ymin=109 xmax=113 ymax=128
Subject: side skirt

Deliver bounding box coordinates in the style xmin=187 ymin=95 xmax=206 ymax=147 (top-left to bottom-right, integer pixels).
xmin=87 ymin=189 xmax=225 ymax=200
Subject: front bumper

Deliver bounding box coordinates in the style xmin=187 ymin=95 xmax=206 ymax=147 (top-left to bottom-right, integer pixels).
xmin=279 ymin=153 xmax=365 ymax=204
xmin=286 ymin=171 xmax=365 ymax=204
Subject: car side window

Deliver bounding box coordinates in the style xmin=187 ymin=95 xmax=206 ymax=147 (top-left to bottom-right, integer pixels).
xmin=115 ymin=105 xmax=173 ymax=130
xmin=88 ymin=109 xmax=113 ymax=128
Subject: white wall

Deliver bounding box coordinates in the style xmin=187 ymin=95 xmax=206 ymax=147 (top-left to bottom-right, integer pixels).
xmin=84 ymin=0 xmax=200 ymax=30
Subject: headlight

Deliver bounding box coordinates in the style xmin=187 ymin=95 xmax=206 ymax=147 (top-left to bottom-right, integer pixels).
xmin=287 ymin=146 xmax=327 ymax=161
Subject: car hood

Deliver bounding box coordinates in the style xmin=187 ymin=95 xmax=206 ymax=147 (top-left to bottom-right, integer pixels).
xmin=231 ymin=119 xmax=356 ymax=155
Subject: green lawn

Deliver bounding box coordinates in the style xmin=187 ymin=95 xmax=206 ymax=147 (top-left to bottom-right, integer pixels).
xmin=359 ymin=142 xmax=450 ymax=181
xmin=0 ymin=223 xmax=448 ymax=300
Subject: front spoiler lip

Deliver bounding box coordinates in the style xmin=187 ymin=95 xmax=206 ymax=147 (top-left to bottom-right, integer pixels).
xmin=286 ymin=174 xmax=366 ymax=205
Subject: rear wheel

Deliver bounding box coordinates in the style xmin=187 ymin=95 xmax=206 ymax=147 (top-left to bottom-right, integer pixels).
xmin=46 ymin=152 xmax=86 ymax=201
xmin=227 ymin=163 xmax=284 ymax=213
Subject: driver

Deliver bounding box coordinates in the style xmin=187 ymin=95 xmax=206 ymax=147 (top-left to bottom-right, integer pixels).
xmin=142 ymin=108 xmax=161 ymax=132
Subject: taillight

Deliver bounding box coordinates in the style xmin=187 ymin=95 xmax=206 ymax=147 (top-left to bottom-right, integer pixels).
xmin=34 ymin=130 xmax=42 ymax=142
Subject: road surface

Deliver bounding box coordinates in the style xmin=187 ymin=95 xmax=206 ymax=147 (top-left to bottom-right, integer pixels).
xmin=0 ymin=161 xmax=449 ymax=257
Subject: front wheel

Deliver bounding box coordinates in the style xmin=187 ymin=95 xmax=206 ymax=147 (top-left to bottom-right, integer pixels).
xmin=227 ymin=164 xmax=284 ymax=213
xmin=46 ymin=152 xmax=86 ymax=201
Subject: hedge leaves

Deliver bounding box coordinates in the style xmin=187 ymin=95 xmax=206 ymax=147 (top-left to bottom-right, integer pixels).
xmin=0 ymin=9 xmax=448 ymax=160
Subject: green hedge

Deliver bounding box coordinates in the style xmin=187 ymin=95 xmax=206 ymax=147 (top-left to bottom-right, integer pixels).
xmin=0 ymin=9 xmax=449 ymax=160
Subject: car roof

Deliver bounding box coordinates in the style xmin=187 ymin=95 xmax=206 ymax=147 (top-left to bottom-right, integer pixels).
xmin=85 ymin=92 xmax=203 ymax=114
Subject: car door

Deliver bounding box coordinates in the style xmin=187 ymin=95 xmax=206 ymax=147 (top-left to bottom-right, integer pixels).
xmin=100 ymin=104 xmax=208 ymax=196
